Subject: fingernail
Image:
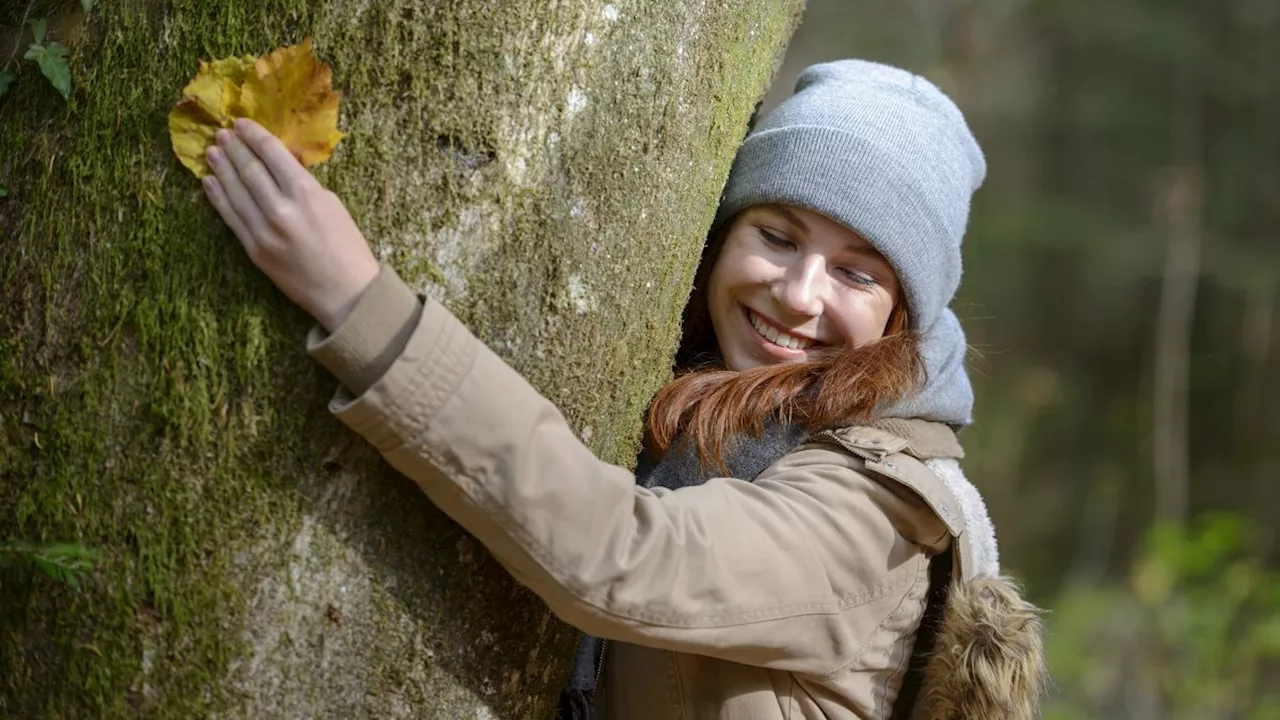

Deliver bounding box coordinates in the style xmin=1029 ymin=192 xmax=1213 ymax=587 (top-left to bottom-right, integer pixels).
xmin=202 ymin=176 xmax=215 ymax=192
xmin=216 ymin=129 xmax=231 ymax=144
xmin=206 ymin=146 xmax=220 ymax=164
xmin=233 ymin=118 xmax=248 ymax=132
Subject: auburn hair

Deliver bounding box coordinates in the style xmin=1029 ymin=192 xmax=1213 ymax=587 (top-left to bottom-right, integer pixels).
xmin=646 ymin=225 xmax=925 ymax=469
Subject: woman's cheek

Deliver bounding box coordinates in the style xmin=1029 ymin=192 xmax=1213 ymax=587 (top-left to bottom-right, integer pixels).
xmin=839 ymin=298 xmax=893 ymax=346
xmin=736 ymin=253 xmax=785 ymax=284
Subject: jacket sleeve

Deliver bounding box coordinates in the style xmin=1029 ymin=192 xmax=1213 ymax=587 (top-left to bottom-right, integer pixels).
xmin=308 ymin=266 xmax=940 ymax=677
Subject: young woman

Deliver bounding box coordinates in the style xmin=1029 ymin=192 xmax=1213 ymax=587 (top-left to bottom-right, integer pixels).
xmin=201 ymin=59 xmax=1046 ymax=719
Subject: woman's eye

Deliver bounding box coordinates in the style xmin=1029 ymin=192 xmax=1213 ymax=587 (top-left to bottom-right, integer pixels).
xmin=759 ymin=229 xmax=795 ymax=250
xmin=838 ymin=267 xmax=877 ymax=287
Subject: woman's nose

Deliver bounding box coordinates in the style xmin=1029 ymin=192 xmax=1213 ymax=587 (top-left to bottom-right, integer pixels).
xmin=771 ymin=255 xmax=826 ymax=317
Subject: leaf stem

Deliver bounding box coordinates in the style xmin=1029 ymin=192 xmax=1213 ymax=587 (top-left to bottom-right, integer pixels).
xmin=4 ymin=1 xmax=36 ymax=71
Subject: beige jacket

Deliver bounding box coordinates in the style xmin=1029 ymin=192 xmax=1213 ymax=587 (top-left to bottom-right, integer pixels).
xmin=307 ymin=268 xmax=1044 ymax=720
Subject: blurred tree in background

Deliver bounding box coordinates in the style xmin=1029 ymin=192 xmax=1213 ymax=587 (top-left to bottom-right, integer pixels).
xmin=768 ymin=0 xmax=1280 ymax=717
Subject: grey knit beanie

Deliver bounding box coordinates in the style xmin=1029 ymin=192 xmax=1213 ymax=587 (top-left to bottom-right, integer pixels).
xmin=713 ymin=59 xmax=985 ymax=427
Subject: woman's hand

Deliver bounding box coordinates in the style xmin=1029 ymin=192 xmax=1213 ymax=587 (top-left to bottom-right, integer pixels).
xmin=202 ymin=118 xmax=380 ymax=332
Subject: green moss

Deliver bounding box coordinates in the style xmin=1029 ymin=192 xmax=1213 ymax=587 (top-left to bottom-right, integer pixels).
xmin=0 ymin=0 xmax=802 ymax=716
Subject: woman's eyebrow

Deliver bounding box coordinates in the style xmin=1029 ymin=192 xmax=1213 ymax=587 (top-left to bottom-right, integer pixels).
xmin=768 ymin=205 xmax=811 ymax=234
xmin=844 ymin=244 xmax=887 ymax=260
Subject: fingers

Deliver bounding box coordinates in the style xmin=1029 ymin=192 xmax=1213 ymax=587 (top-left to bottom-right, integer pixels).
xmin=217 ymin=128 xmax=285 ymax=210
xmin=202 ymin=175 xmax=256 ymax=257
xmin=207 ymin=144 xmax=270 ymax=241
xmin=233 ymin=118 xmax=317 ymax=194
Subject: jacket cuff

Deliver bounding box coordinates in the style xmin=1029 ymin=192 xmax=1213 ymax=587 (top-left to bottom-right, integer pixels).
xmin=327 ymin=296 xmax=478 ymax=452
xmin=307 ymin=265 xmax=423 ymax=397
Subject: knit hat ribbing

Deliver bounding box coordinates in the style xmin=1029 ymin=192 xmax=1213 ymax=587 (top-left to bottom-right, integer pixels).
xmin=713 ymin=59 xmax=985 ymax=427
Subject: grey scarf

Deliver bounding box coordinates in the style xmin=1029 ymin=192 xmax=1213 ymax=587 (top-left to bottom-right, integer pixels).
xmin=556 ymin=419 xmax=811 ymax=720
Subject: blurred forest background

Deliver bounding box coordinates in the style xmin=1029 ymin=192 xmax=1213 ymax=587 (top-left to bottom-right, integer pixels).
xmin=764 ymin=1 xmax=1280 ymax=717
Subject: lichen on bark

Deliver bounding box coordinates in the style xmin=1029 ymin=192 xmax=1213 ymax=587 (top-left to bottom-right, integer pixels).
xmin=0 ymin=0 xmax=803 ymax=717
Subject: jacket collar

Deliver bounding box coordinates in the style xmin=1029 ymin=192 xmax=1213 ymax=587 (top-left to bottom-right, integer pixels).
xmin=867 ymin=417 xmax=964 ymax=460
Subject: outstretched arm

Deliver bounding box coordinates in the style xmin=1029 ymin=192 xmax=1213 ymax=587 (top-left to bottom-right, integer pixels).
xmin=202 ymin=123 xmax=935 ymax=677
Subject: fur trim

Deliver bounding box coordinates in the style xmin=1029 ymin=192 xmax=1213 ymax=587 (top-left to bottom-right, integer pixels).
xmin=915 ymin=575 xmax=1049 ymax=720
xmin=923 ymin=458 xmax=999 ymax=577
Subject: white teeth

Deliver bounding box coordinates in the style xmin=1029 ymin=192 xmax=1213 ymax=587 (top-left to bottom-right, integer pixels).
xmin=749 ymin=311 xmax=812 ymax=350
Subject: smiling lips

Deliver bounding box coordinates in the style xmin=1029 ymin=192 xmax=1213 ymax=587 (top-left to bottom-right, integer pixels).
xmin=746 ymin=308 xmax=817 ymax=351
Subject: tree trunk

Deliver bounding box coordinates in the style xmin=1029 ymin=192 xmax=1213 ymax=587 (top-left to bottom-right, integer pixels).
xmin=1151 ymin=0 xmax=1203 ymax=528
xmin=0 ymin=1 xmax=802 ymax=716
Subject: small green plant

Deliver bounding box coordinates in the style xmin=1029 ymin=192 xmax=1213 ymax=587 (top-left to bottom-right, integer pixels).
xmin=1045 ymin=513 xmax=1280 ymax=720
xmin=23 ymin=18 xmax=71 ymax=100
xmin=0 ymin=540 xmax=99 ymax=588
xmin=0 ymin=3 xmax=97 ymax=196
xmin=1 ymin=0 xmax=97 ymax=103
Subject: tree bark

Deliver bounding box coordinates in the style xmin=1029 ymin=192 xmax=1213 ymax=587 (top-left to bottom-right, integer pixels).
xmin=0 ymin=1 xmax=802 ymax=716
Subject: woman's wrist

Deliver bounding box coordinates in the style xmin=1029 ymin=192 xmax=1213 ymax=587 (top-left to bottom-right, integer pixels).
xmin=308 ymin=265 xmax=424 ymax=397
xmin=314 ymin=263 xmax=380 ymax=333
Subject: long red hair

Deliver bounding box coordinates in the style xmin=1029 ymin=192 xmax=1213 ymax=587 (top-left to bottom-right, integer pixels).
xmin=646 ymin=227 xmax=924 ymax=469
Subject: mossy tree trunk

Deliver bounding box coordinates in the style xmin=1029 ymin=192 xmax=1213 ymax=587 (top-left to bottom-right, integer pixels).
xmin=0 ymin=0 xmax=802 ymax=717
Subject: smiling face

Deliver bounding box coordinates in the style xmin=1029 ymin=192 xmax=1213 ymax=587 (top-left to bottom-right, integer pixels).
xmin=706 ymin=205 xmax=901 ymax=371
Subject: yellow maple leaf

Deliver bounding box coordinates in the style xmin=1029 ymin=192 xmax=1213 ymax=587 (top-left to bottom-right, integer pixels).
xmin=168 ymin=56 xmax=254 ymax=178
xmin=169 ymin=39 xmax=345 ymax=178
xmin=238 ymin=39 xmax=346 ymax=168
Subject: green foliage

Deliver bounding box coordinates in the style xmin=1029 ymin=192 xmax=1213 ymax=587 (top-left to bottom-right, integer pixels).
xmin=5 ymin=11 xmax=86 ymax=102
xmin=1046 ymin=514 xmax=1280 ymax=720
xmin=23 ymin=17 xmax=72 ymax=100
xmin=82 ymin=0 xmax=96 ymax=11
xmin=29 ymin=18 xmax=47 ymax=45
xmin=0 ymin=540 xmax=98 ymax=588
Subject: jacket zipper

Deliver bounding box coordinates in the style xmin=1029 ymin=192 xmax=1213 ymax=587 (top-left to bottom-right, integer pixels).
xmin=816 ymin=429 xmax=889 ymax=462
xmin=594 ymin=639 xmax=609 ymax=688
